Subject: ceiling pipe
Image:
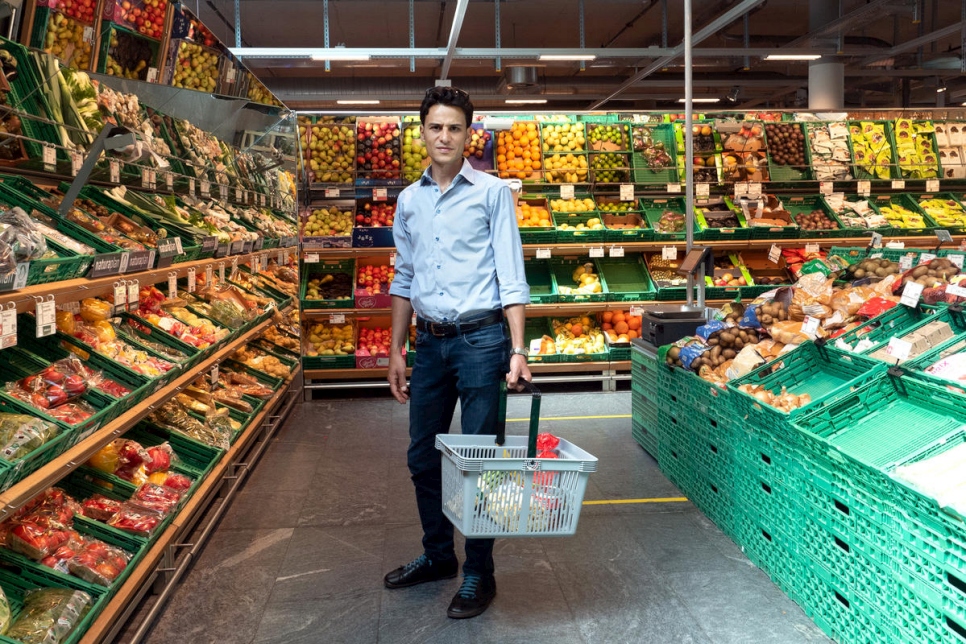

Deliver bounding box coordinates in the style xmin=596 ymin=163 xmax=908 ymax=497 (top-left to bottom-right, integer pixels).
xmin=721 ymin=32 xmax=893 ymax=48
xmin=600 ymin=0 xmax=656 ymax=48
xmin=783 ymin=0 xmax=915 ymax=49
xmin=439 ymin=0 xmax=469 ymax=79
xmin=858 ymin=22 xmax=966 ymax=67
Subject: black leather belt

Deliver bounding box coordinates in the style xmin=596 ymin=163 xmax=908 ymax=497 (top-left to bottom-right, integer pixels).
xmin=416 ymin=309 xmax=504 ymax=338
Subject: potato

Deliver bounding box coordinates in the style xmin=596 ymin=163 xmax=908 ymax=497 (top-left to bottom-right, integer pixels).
xmin=854 ymin=268 xmax=866 ymax=279
xmin=720 ymin=332 xmax=735 ymax=345
xmin=735 ymin=338 xmax=745 ymax=349
xmin=723 ymin=348 xmax=736 ymax=359
xmin=668 ymin=347 xmax=681 ymax=360
xmin=912 ymin=266 xmax=929 ymax=278
xmin=708 ymin=337 xmax=719 ymax=346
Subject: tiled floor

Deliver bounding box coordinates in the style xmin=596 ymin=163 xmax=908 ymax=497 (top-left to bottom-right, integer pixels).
xmin=133 ymin=392 xmax=831 ymax=644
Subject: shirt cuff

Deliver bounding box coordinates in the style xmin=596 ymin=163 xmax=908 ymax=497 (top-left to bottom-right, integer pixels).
xmin=499 ymin=282 xmax=530 ymax=307
xmin=389 ymin=282 xmax=411 ymax=299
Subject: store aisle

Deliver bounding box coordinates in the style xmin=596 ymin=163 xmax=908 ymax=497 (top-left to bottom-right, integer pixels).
xmin=137 ymin=392 xmax=830 ymax=644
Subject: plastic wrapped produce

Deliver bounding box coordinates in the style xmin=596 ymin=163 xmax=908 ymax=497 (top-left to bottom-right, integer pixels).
xmin=80 ymin=494 xmax=122 ymax=522
xmin=0 ymin=208 xmax=48 ymax=261
xmin=0 ymin=585 xmax=10 ymax=634
xmin=67 ymin=538 xmax=131 ymax=586
xmin=5 ymin=588 xmax=92 ymax=644
xmin=107 ymin=502 xmax=163 ymax=537
xmin=131 ymin=482 xmax=182 ymax=516
xmin=0 ymin=414 xmax=57 ymax=462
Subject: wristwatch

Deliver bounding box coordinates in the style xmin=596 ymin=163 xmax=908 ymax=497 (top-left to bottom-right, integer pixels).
xmin=510 ymin=347 xmax=530 ymax=357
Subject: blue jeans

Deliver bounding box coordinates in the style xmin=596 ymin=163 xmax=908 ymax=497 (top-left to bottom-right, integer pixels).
xmin=408 ymin=321 xmax=509 ymax=577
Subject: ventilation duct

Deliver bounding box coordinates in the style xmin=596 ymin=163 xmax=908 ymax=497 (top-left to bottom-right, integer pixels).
xmin=504 ymin=66 xmax=539 ymax=91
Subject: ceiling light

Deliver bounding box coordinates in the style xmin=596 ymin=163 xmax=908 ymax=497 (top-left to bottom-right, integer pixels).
xmin=937 ymin=81 xmax=947 ymax=93
xmin=538 ymin=55 xmax=596 ymax=61
xmin=336 ymin=100 xmax=381 ymax=105
xmin=310 ymin=52 xmax=372 ymax=61
xmin=505 ymin=99 xmax=548 ymax=104
xmin=677 ymin=98 xmax=721 ymax=104
xmin=764 ymin=54 xmax=822 ymax=61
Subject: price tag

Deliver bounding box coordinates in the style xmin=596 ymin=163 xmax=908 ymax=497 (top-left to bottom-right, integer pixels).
xmin=168 ymin=273 xmax=177 ymax=298
xmin=187 ymin=268 xmax=196 ymax=293
xmin=887 ymin=337 xmax=913 ymax=361
xmin=210 ymin=364 xmax=219 ymax=386
xmin=536 ymin=248 xmax=551 ymax=259
xmin=110 ymin=160 xmax=120 ymax=183
xmin=70 ymin=151 xmax=82 ymax=177
xmin=619 ymin=184 xmax=634 ymax=202
xmin=277 ymin=250 xmax=285 ymax=265
xmin=164 ymin=171 xmax=173 ymax=190
xmin=113 ymin=282 xmax=127 ymax=313
xmin=949 ymin=254 xmax=965 ymax=269
xmin=937 ymin=229 xmax=954 ymax=244
xmin=589 ymin=247 xmax=604 ymax=258
xmin=200 ymin=180 xmax=210 ymax=198
xmin=529 ymin=338 xmax=543 ymax=355
xmin=899 ymin=254 xmax=914 ymax=271
xmin=141 ymin=167 xmax=154 ymax=189
xmin=870 ymin=232 xmax=883 ymax=248
xmin=325 ymin=188 xmax=340 ymax=198
xmin=127 ymin=280 xmax=139 ymax=311
xmin=219 ymin=183 xmax=227 ymax=199
xmin=857 ymin=180 xmax=871 ymax=197
xmin=389 ymin=252 xmax=396 ymax=266
xmin=747 ymin=182 xmax=762 ymax=198
xmin=819 ymin=181 xmax=834 ymax=196
xmin=236 ymin=188 xmax=243 ymax=201
xmin=667 ymin=183 xmax=682 ymax=193
xmin=662 ymin=246 xmax=678 ymax=261
xmin=870 ymin=252 xmax=883 ymax=259
xmin=629 ymin=305 xmax=645 ymax=317
xmin=35 ymin=297 xmax=56 ymax=338
xmin=226 ymin=67 xmax=237 ymax=84
xmin=917 ymin=253 xmax=937 ymax=265
xmin=146 ymin=67 xmax=158 ymax=83
xmin=41 ymin=144 xmax=55 ymax=172
xmin=174 ymin=238 xmax=183 ymax=255
xmin=805 ymin=243 xmax=821 ymax=254
xmin=947 ymin=284 xmax=966 ymax=298
xmin=251 ymin=255 xmax=260 ymax=274
xmin=260 ymin=194 xmax=266 ymax=207
xmin=900 ymin=280 xmax=924 ymax=307
xmin=371 ymin=188 xmax=388 ymax=202
xmin=0 ymin=307 xmax=16 ymax=349
xmin=205 ymin=264 xmax=213 ymax=285
xmin=230 ymin=257 xmax=239 ymax=279
xmin=768 ymin=244 xmax=781 ymax=264
xmin=926 ymin=179 xmax=940 ymax=193
xmin=188 ymin=177 xmax=196 ymax=196
xmin=695 ymin=183 xmax=710 ymax=198
xmin=82 ymin=26 xmax=93 ymax=42
xmin=609 ymin=246 xmax=625 ymax=258
xmin=733 ymin=183 xmax=748 ymax=200
xmin=802 ymin=316 xmax=820 ymax=339
xmin=892 ymin=179 xmax=906 ymax=190
xmin=329 ymin=314 xmax=346 ymax=324
xmin=887 ymin=241 xmax=906 ymax=249
xmin=305 ymin=252 xmax=319 ymax=263
xmin=218 ymin=263 xmax=225 ymax=283
xmin=560 ymin=184 xmax=575 ymax=200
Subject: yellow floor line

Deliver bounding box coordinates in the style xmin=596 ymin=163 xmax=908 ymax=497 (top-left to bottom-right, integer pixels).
xmin=583 ymin=497 xmax=689 ymax=505
xmin=506 ymin=414 xmax=631 ymax=422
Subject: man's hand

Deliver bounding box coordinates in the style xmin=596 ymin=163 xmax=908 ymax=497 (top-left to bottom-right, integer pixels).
xmin=387 ymin=352 xmax=409 ymax=403
xmin=506 ymin=353 xmax=532 ymax=391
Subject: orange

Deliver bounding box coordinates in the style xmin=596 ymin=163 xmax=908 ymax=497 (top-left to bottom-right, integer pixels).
xmin=612 ymin=312 xmax=626 ymax=324
xmin=601 ymin=322 xmax=613 ymax=331
xmin=614 ymin=321 xmax=629 ymax=335
xmin=628 ymin=329 xmax=638 ymax=339
xmin=571 ymin=324 xmax=583 ymax=337
xmin=601 ymin=311 xmax=613 ymax=323
xmin=627 ymin=317 xmax=641 ymax=331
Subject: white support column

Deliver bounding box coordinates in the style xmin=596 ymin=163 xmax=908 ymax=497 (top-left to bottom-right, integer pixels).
xmin=808 ymin=61 xmax=844 ymax=109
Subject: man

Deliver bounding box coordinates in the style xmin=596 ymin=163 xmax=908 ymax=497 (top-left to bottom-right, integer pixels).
xmin=384 ymin=86 xmax=531 ymax=619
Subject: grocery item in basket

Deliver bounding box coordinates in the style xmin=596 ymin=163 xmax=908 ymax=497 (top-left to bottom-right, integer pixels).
xmin=79 ymin=298 xmax=112 ymax=323
xmin=108 ymin=502 xmax=163 ymax=537
xmin=131 ymin=482 xmax=183 ymax=516
xmin=737 ymin=383 xmax=812 ymax=412
xmin=841 ymin=257 xmax=901 ymax=284
xmin=81 ymin=494 xmax=123 ymax=522
xmin=5 ymin=587 xmax=92 ymax=644
xmin=479 ymin=471 xmax=564 ymax=532
xmin=68 ymin=537 xmax=131 ymax=586
xmin=8 ymin=520 xmax=74 ymax=561
xmin=0 ymin=413 xmax=57 ymax=462
xmin=0 ymin=207 xmax=48 ymax=261
xmin=149 ymin=472 xmax=192 ymax=492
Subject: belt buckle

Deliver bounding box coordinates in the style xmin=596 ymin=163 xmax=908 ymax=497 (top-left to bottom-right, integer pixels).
xmin=429 ymin=321 xmax=449 ymax=337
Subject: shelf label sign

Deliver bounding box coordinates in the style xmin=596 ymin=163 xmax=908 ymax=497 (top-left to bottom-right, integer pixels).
xmin=900 ymin=281 xmax=924 ymax=308
xmin=695 ymin=183 xmax=710 ymax=198
xmin=164 ymin=171 xmax=174 ymax=190
xmin=146 ymin=67 xmax=158 ymax=83
xmin=937 ymin=229 xmax=954 ymax=244
xmin=127 ymin=280 xmax=139 ymax=312
xmin=329 ymin=314 xmax=346 ymax=324
xmin=870 ymin=232 xmax=883 ymax=248
xmin=210 ymin=364 xmax=219 ymax=386
xmin=666 ymin=183 xmax=682 ymax=193
xmin=857 ymin=180 xmax=871 ymax=197
xmin=948 ymin=254 xmax=964 ymax=269
xmin=373 ymin=188 xmax=388 ymax=202
xmin=887 ymin=337 xmax=913 ymax=361
xmin=805 ymin=243 xmax=820 ymax=254
xmin=141 ymin=167 xmax=155 ymax=189
xmin=802 ymin=316 xmax=820 ymax=339
xmin=305 ymin=253 xmax=319 ymax=263
xmin=898 ymin=254 xmax=914 ymax=271
xmin=0 ymin=305 xmax=16 ymax=349
xmin=768 ymin=244 xmax=781 ymax=264
xmin=70 ymin=151 xmax=82 ymax=177
xmin=619 ymin=184 xmax=634 ymax=201
xmin=200 ymin=180 xmax=211 ymax=198
xmin=926 ymin=179 xmax=940 ymax=193
xmin=35 ymin=296 xmax=56 ymax=338
xmin=219 ymin=183 xmax=228 ymax=200
xmin=609 ymin=246 xmax=624 ymax=258
xmin=187 ymin=268 xmax=196 ymax=293
xmin=324 ymin=188 xmax=340 ymax=198
xmin=589 ymin=247 xmax=604 ymax=258
xmin=560 ymin=184 xmax=575 ymax=200
xmin=218 ymin=262 xmax=225 ymax=283
xmin=113 ymin=281 xmax=127 ymax=314
xmin=206 ymin=264 xmax=213 ymax=285
xmin=168 ymin=273 xmax=177 ymax=299
xmin=917 ymin=253 xmax=937 ymax=266
xmin=41 ymin=144 xmax=55 ymax=172
xmin=535 ymin=248 xmax=551 ymax=259
xmin=188 ymin=177 xmax=196 ymax=196
xmin=156 ymin=237 xmax=180 ymax=259
xmin=201 ymin=236 xmax=219 ymax=254
xmin=747 ymin=182 xmax=762 ymax=198
xmin=110 ymin=160 xmax=120 ymax=183
xmin=947 ymin=284 xmax=966 ymax=298
xmin=819 ymin=181 xmax=833 ymax=196
xmin=662 ymin=246 xmax=678 ymax=261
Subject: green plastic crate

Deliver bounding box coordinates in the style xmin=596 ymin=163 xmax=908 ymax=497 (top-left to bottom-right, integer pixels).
xmin=630 ymin=124 xmax=677 ymax=184
xmin=524 ymin=259 xmax=557 ymax=305
xmin=694 ymin=197 xmax=750 ymax=241
xmin=776 ymin=194 xmax=847 ymax=239
xmin=830 ymin=303 xmax=940 ymax=352
xmin=597 ymin=255 xmax=656 ymax=302
xmin=300 ymin=259 xmax=355 ymax=310
xmin=867 ymin=192 xmax=937 ymax=237
xmin=551 ymin=211 xmax=604 ymax=244
xmin=763 ymin=122 xmax=812 ymax=183
xmin=547 ymin=258 xmax=606 ymax=303
xmin=639 ymin=196 xmax=695 ymax=241
xmin=524 ymin=317 xmax=559 ymax=364
xmin=848 ymin=120 xmax=899 ymax=182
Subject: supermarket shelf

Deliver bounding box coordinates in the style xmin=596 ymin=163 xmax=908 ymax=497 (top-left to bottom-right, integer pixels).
xmin=0 ymin=307 xmax=291 ymax=523
xmin=303 ymin=301 xmax=731 ymax=319
xmin=0 ymin=248 xmax=298 ymax=315
xmin=83 ymin=369 xmax=302 ymax=644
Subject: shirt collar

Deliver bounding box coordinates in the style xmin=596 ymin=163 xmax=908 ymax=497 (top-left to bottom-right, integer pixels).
xmin=420 ymin=159 xmax=477 ymax=187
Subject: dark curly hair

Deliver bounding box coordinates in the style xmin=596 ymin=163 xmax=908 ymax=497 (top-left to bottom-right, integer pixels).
xmin=420 ymin=86 xmax=473 ymax=127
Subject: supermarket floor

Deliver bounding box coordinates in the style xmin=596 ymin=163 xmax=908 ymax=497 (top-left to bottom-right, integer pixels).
xmin=133 ymin=391 xmax=832 ymax=644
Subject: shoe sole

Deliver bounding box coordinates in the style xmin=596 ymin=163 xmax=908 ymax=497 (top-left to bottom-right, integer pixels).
xmin=384 ymin=571 xmax=458 ymax=589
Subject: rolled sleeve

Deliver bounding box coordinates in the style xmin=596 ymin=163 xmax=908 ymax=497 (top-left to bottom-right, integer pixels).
xmin=489 ymin=183 xmax=530 ymax=307
xmin=388 ymin=197 xmax=414 ymax=299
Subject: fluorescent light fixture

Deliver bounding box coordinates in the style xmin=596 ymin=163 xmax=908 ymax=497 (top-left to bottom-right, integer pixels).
xmin=505 ymin=99 xmax=548 ymax=104
xmin=677 ymin=98 xmax=720 ymax=104
xmin=539 ymin=54 xmax=597 ymax=61
xmin=336 ymin=99 xmax=381 ymax=105
xmin=764 ymin=54 xmax=822 ymax=61
xmin=311 ymin=52 xmax=372 ymax=61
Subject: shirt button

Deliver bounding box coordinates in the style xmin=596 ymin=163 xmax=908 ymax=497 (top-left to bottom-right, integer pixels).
xmin=435 ymin=209 xmax=440 ymax=214
xmin=435 ymin=236 xmax=439 ymax=241
xmin=439 ymin=291 xmax=443 ymax=296
xmin=437 ymin=264 xmax=441 ymax=269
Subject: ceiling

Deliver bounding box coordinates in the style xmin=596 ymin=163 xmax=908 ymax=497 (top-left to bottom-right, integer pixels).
xmin=188 ymin=0 xmax=966 ymax=111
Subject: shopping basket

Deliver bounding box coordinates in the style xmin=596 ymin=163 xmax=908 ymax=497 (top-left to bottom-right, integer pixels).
xmin=436 ymin=380 xmax=598 ymax=538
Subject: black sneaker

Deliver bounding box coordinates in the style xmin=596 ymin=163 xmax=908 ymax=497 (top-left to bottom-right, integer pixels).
xmin=446 ymin=574 xmax=496 ymax=619
xmin=384 ymin=554 xmax=458 ymax=589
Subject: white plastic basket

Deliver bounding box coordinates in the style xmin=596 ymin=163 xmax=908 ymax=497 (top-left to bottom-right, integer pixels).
xmin=436 ymin=433 xmax=598 ymax=538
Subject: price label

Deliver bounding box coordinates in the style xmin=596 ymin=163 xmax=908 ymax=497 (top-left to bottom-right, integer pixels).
xmin=662 ymin=246 xmax=678 ymax=261
xmin=110 ymin=160 xmax=120 ymax=183
xmin=200 ymin=180 xmax=210 ymax=198
xmin=900 ymin=280 xmax=924 ymax=307
xmin=141 ymin=167 xmax=154 ymax=189
xmin=609 ymin=246 xmax=625 ymax=258
xmin=146 ymin=67 xmax=158 ymax=83
xmin=168 ymin=273 xmax=177 ymax=298
xmin=887 ymin=241 xmax=906 ymax=249
xmin=917 ymin=253 xmax=937 ymax=265
xmin=389 ymin=252 xmax=396 ymax=266
xmin=127 ymin=281 xmax=139 ymax=311
xmin=695 ymin=183 xmax=710 ymax=198
xmin=870 ymin=253 xmax=883 ymax=259
xmin=870 ymin=232 xmax=883 ymax=248
xmin=536 ymin=248 xmax=551 ymax=259
xmin=819 ymin=181 xmax=834 ymax=196
xmin=305 ymin=252 xmax=319 ymax=264
xmin=164 ymin=171 xmax=173 ymax=190
xmin=947 ymin=284 xmax=966 ymax=298
xmin=225 ymin=67 xmax=237 ymax=84
xmin=329 ymin=314 xmax=346 ymax=324
xmin=325 ymin=188 xmax=340 ymax=198
xmin=230 ymin=257 xmax=239 ymax=279
xmin=70 ymin=151 xmax=82 ymax=177
xmin=210 ymin=364 xmax=219 ymax=386
xmin=529 ymin=338 xmax=543 ymax=355
xmin=260 ymin=194 xmax=266 ymax=207
xmin=187 ymin=268 xmax=196 ymax=293
xmin=372 ymin=188 xmax=388 ymax=202
xmin=589 ymin=247 xmax=604 ymax=258
xmin=236 ymin=188 xmax=243 ymax=201
xmin=802 ymin=316 xmax=820 ymax=338
xmin=619 ymin=184 xmax=635 ymax=201
xmin=251 ymin=255 xmax=260 ymax=274
xmin=768 ymin=244 xmax=782 ymax=264
xmin=219 ymin=183 xmax=227 ymax=199
xmin=887 ymin=337 xmax=913 ymax=361
xmin=667 ymin=183 xmax=682 ymax=193
xmin=39 ymin=143 xmax=54 ymax=172
xmin=857 ymin=180 xmax=871 ymax=197
xmin=805 ymin=243 xmax=821 ymax=254
xmin=205 ymin=264 xmax=213 ymax=285
xmin=892 ymin=179 xmax=906 ymax=190
xmin=899 ymin=254 xmax=914 ymax=271
xmin=35 ymin=298 xmax=56 ymax=338
xmin=560 ymin=184 xmax=575 ymax=200
xmin=926 ymin=179 xmax=940 ymax=193
xmin=277 ymin=250 xmax=285 ymax=265
xmin=747 ymin=182 xmax=762 ymax=198
xmin=937 ymin=229 xmax=954 ymax=244
xmin=218 ymin=263 xmax=225 ymax=283
xmin=174 ymin=238 xmax=183 ymax=255
xmin=948 ymin=254 xmax=965 ymax=269
xmin=0 ymin=308 xmax=16 ymax=349
xmin=629 ymin=305 xmax=645 ymax=317
xmin=82 ymin=26 xmax=93 ymax=42
xmin=113 ymin=282 xmax=127 ymax=313
xmin=188 ymin=177 xmax=196 ymax=196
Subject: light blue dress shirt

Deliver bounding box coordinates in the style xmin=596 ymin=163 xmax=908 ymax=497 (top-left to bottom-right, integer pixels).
xmin=389 ymin=159 xmax=529 ymax=322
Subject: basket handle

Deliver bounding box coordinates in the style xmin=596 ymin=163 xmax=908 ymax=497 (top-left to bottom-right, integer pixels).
xmin=493 ymin=379 xmax=542 ymax=458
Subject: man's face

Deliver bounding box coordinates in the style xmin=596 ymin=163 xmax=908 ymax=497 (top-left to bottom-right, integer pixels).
xmin=422 ymin=104 xmax=470 ymax=167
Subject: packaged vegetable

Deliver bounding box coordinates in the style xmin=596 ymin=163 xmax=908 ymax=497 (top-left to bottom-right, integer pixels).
xmin=5 ymin=588 xmax=92 ymax=644
xmin=92 ymin=320 xmax=115 ymax=343
xmin=108 ymin=502 xmax=163 ymax=537
xmin=0 ymin=207 xmax=48 ymax=262
xmin=145 ymin=444 xmax=173 ymax=473
xmin=81 ymin=494 xmax=122 ymax=522
xmin=8 ymin=521 xmax=74 ymax=560
xmin=0 ymin=414 xmax=57 ymax=462
xmin=0 ymin=585 xmax=10 ymax=634
xmin=87 ymin=442 xmax=119 ymax=474
xmin=132 ymin=482 xmax=183 ymax=516
xmin=79 ymin=298 xmax=112 ymax=323
xmin=68 ymin=538 xmax=131 ymax=586
xmin=55 ymin=311 xmax=74 ymax=336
